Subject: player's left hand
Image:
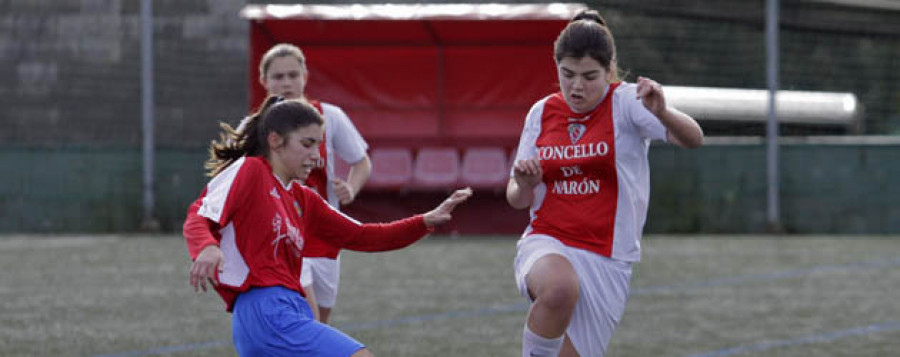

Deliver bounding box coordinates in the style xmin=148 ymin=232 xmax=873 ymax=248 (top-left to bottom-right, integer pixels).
xmin=332 ymin=178 xmax=356 ymax=205
xmin=636 ymin=76 xmax=667 ymax=117
xmin=423 ymin=187 xmax=474 ymax=227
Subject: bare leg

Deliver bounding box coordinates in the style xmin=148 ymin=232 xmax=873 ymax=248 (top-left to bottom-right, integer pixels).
xmin=319 ymin=306 xmax=332 ymax=324
xmin=351 ymin=348 xmax=374 ymax=357
xmin=559 ymin=335 xmax=580 ymax=357
xmin=526 ymin=254 xmax=580 ymax=337
xmin=304 ymin=284 xmax=321 ymax=322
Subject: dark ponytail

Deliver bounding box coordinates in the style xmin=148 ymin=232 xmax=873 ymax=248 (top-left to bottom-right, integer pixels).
xmin=205 ymin=95 xmax=283 ymax=177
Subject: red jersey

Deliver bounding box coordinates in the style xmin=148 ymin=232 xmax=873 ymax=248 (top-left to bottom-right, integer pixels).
xmin=183 ymin=156 xmax=430 ymax=311
xmin=513 ymin=83 xmax=668 ymax=262
xmin=210 ymin=99 xmax=369 ymax=260
xmin=529 ymin=87 xmax=620 ymax=257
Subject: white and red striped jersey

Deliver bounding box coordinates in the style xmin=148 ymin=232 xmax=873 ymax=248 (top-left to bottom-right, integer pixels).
xmin=310 ymin=101 xmax=369 ymax=208
xmin=513 ymin=82 xmax=667 ymax=262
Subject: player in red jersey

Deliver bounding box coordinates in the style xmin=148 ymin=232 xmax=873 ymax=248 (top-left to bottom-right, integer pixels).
xmin=506 ymin=10 xmax=703 ymax=357
xmin=190 ymin=43 xmax=373 ymax=323
xmin=184 ymin=97 xmax=472 ymax=357
xmin=257 ymin=44 xmax=372 ymax=324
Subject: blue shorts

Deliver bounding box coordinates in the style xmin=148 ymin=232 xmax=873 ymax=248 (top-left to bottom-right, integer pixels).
xmin=232 ymin=286 xmax=365 ymax=357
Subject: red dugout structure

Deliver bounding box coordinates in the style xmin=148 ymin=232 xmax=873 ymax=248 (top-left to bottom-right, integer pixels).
xmin=242 ymin=3 xmax=585 ymax=146
xmin=241 ymin=4 xmax=587 ymax=233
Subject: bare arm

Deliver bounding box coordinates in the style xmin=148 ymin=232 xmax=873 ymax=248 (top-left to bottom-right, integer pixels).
xmin=506 ymin=158 xmax=542 ymax=210
xmin=333 ymin=155 xmax=372 ymax=205
xmin=636 ymin=76 xmax=704 ymax=148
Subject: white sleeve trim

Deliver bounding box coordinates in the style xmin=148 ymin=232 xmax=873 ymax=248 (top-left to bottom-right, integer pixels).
xmin=198 ymin=156 xmax=246 ymax=224
xmin=511 ymin=96 xmax=549 ymax=176
xmin=615 ymin=83 xmax=667 ymax=142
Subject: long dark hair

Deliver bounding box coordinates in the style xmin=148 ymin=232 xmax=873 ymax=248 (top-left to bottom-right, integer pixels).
xmin=554 ymin=9 xmax=621 ymax=82
xmin=205 ymin=96 xmax=324 ymax=177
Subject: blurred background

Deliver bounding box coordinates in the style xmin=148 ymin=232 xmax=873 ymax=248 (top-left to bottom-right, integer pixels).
xmin=1 ymin=0 xmax=898 ymax=234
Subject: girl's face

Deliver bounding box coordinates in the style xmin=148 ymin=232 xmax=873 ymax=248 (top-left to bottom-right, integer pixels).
xmin=557 ymin=56 xmax=613 ymax=114
xmin=263 ymin=56 xmax=307 ymax=100
xmin=270 ymin=124 xmax=324 ymax=182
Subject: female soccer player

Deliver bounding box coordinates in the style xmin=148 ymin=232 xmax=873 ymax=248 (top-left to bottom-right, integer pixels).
xmin=506 ymin=9 xmax=703 ymax=357
xmin=194 ymin=43 xmax=373 ymax=323
xmin=184 ymin=97 xmax=472 ymax=356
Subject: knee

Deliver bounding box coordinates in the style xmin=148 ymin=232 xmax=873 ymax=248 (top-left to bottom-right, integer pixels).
xmin=536 ymin=280 xmax=579 ymax=312
xmin=527 ymin=255 xmax=580 ymax=313
xmin=352 ymin=349 xmax=374 ymax=357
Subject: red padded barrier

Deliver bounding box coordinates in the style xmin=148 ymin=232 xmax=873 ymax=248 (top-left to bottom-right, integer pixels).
xmin=366 ymin=148 xmax=413 ymax=189
xmin=460 ymin=147 xmax=508 ymax=189
xmin=412 ymin=147 xmax=460 ymax=189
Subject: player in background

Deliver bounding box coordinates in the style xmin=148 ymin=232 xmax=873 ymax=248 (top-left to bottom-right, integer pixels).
xmin=506 ymin=9 xmax=703 ymax=357
xmin=184 ymin=97 xmax=472 ymax=357
xmin=190 ymin=43 xmax=373 ymax=323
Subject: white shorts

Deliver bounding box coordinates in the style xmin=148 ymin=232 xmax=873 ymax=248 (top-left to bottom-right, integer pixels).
xmin=514 ymin=234 xmax=633 ymax=357
xmin=300 ymin=256 xmax=341 ymax=308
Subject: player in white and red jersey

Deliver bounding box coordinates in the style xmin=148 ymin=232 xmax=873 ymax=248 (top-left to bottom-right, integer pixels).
xmin=186 ymin=43 xmax=372 ymax=323
xmin=183 ymin=98 xmax=472 ymax=357
xmin=507 ymin=10 xmax=703 ymax=357
xmin=255 ymin=44 xmax=371 ymax=324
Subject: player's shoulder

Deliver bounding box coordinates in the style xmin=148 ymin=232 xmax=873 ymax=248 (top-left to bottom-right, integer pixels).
xmin=318 ymin=101 xmax=337 ymax=111
xmin=611 ymin=81 xmax=637 ymax=99
xmin=210 ymin=156 xmax=250 ymax=180
xmin=318 ymin=102 xmax=347 ymax=118
xmin=525 ymin=93 xmax=558 ymax=119
xmin=204 ymin=156 xmax=263 ymax=200
xmin=222 ymin=156 xmax=274 ymax=185
xmin=533 ymin=93 xmax=558 ymax=108
xmin=241 ymin=156 xmax=268 ymax=171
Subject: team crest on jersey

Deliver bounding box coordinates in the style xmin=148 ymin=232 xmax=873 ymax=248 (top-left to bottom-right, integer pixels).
xmin=567 ymin=123 xmax=586 ymax=145
xmin=294 ymin=201 xmax=303 ymax=218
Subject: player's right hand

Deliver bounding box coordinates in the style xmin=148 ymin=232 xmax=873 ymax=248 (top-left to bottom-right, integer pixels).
xmin=512 ymin=158 xmax=543 ymax=188
xmin=423 ymin=187 xmax=474 ymax=227
xmin=190 ymin=245 xmax=224 ymax=292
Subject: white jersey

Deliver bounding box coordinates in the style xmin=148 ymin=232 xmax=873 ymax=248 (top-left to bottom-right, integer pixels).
xmin=318 ymin=102 xmax=369 ymax=208
xmin=513 ymin=82 xmax=667 ymax=262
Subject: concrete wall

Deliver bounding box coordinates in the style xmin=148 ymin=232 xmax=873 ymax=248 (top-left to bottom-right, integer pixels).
xmin=0 ymin=0 xmax=251 ymax=148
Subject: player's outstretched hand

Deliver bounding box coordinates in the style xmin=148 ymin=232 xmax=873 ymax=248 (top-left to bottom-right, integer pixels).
xmin=190 ymin=245 xmax=224 ymax=293
xmin=423 ymin=187 xmax=474 ymax=227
